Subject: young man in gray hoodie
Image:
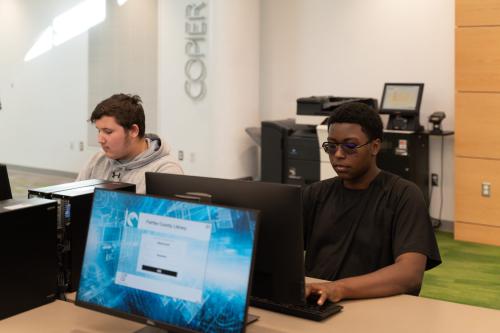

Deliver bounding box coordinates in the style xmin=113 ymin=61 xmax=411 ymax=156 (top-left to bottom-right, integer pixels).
xmin=77 ymin=93 xmax=183 ymax=193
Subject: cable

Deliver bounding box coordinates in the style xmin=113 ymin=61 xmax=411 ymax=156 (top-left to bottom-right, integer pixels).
xmin=429 ymin=182 xmax=434 ymax=209
xmin=438 ymin=135 xmax=445 ymax=228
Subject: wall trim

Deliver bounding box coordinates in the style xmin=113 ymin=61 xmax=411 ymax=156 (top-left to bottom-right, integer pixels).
xmin=432 ymin=218 xmax=454 ymax=233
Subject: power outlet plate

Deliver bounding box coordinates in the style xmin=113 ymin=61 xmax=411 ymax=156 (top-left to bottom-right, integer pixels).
xmin=431 ymin=173 xmax=439 ymax=186
xmin=482 ymin=182 xmax=491 ymax=197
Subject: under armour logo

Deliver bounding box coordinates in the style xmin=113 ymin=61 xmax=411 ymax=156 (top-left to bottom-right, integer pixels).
xmin=111 ymin=171 xmax=121 ymax=180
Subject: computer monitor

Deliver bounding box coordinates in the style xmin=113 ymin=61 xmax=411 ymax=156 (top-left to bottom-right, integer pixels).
xmin=0 ymin=164 xmax=13 ymax=201
xmin=145 ymin=173 xmax=305 ymax=305
xmin=379 ymin=83 xmax=424 ymax=131
xmin=76 ymin=188 xmax=259 ymax=333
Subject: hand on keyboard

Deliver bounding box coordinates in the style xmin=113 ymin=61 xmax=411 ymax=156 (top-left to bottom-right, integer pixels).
xmin=306 ymin=292 xmax=334 ymax=307
xmin=306 ymin=281 xmax=343 ymax=303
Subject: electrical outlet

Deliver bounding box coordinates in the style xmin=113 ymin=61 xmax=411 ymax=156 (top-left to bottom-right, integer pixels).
xmin=482 ymin=182 xmax=491 ymax=197
xmin=178 ymin=150 xmax=184 ymax=161
xmin=431 ymin=173 xmax=439 ymax=187
xmin=79 ymin=141 xmax=84 ymax=151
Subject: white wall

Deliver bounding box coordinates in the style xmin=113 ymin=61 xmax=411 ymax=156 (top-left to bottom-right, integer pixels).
xmin=0 ymin=0 xmax=160 ymax=173
xmin=260 ymin=0 xmax=455 ymax=222
xmin=0 ymin=0 xmax=90 ymax=173
xmin=158 ymin=0 xmax=260 ymax=178
xmin=88 ymin=0 xmax=158 ymax=147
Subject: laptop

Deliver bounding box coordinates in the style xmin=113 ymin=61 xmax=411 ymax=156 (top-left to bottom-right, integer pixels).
xmin=76 ymin=188 xmax=260 ymax=333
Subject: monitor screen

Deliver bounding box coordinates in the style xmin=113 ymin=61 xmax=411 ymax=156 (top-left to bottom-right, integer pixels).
xmin=0 ymin=164 xmax=12 ymax=201
xmin=379 ymin=83 xmax=424 ymax=115
xmin=76 ymin=188 xmax=259 ymax=333
xmin=145 ymin=173 xmax=305 ymax=305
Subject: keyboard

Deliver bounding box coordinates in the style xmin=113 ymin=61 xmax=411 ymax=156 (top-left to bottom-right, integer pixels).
xmin=250 ymin=296 xmax=343 ymax=321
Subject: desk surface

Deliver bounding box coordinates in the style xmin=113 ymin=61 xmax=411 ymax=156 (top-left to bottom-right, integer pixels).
xmin=2 ymin=296 xmax=500 ymax=333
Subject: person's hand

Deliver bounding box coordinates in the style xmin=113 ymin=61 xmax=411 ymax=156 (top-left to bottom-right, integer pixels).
xmin=305 ymin=281 xmax=344 ymax=304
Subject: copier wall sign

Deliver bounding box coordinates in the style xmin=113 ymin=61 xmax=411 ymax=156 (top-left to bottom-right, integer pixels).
xmin=185 ymin=2 xmax=208 ymax=101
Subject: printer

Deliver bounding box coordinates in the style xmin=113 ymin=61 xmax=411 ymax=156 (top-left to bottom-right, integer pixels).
xmin=261 ymin=96 xmax=377 ymax=185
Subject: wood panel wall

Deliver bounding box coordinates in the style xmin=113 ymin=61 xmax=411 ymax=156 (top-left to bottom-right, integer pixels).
xmin=456 ymin=0 xmax=500 ymax=246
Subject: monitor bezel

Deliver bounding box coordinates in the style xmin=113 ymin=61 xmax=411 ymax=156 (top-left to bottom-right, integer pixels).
xmin=75 ymin=188 xmax=260 ymax=333
xmin=379 ymin=82 xmax=424 ymax=115
xmin=0 ymin=164 xmax=13 ymax=201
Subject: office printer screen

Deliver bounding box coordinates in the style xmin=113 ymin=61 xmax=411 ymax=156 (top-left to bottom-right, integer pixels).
xmin=77 ymin=189 xmax=258 ymax=333
xmin=381 ymin=84 xmax=421 ymax=113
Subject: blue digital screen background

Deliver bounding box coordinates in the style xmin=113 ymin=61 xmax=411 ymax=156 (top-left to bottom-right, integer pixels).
xmin=77 ymin=189 xmax=258 ymax=333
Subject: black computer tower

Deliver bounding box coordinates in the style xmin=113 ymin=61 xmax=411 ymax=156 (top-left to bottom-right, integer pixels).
xmin=377 ymin=131 xmax=429 ymax=204
xmin=0 ymin=198 xmax=58 ymax=319
xmin=28 ymin=180 xmax=136 ymax=291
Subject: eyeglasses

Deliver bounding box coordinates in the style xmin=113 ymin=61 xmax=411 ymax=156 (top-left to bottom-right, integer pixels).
xmin=321 ymin=141 xmax=372 ymax=155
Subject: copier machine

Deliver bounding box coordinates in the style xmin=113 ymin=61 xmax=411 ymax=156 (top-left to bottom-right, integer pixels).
xmin=261 ymin=96 xmax=377 ymax=185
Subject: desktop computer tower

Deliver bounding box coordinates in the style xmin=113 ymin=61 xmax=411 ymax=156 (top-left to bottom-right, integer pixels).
xmin=28 ymin=180 xmax=136 ymax=292
xmin=377 ymin=131 xmax=429 ymax=205
xmin=0 ymin=198 xmax=58 ymax=319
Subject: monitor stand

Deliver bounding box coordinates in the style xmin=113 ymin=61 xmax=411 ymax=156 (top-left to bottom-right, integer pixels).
xmin=134 ymin=313 xmax=260 ymax=333
xmin=135 ymin=327 xmax=169 ymax=333
xmin=247 ymin=313 xmax=260 ymax=324
xmin=386 ymin=114 xmax=422 ymax=132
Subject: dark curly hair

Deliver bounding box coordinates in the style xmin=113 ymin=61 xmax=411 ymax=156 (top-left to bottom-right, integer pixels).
xmin=90 ymin=93 xmax=145 ymax=137
xmin=326 ymin=102 xmax=383 ymax=141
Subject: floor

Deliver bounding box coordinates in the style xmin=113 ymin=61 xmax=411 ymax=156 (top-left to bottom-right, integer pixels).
xmin=6 ymin=166 xmax=500 ymax=310
xmin=421 ymin=231 xmax=500 ymax=310
xmin=8 ymin=167 xmax=75 ymax=199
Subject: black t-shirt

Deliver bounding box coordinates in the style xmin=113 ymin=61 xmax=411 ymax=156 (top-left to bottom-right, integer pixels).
xmin=303 ymin=171 xmax=441 ymax=281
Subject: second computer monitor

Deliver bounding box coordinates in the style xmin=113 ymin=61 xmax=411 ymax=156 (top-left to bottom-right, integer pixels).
xmin=146 ymin=172 xmax=305 ymax=305
xmin=380 ymin=83 xmax=424 ymax=116
xmin=0 ymin=164 xmax=13 ymax=201
xmin=379 ymin=82 xmax=424 ymax=131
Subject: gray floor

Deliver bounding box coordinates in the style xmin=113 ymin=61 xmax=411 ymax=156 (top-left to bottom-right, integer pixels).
xmin=8 ymin=166 xmax=76 ymax=199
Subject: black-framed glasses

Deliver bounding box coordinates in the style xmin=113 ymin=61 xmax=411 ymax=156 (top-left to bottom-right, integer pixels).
xmin=321 ymin=141 xmax=372 ymax=155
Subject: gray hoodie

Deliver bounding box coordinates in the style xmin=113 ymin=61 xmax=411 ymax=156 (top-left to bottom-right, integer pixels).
xmin=76 ymin=134 xmax=183 ymax=193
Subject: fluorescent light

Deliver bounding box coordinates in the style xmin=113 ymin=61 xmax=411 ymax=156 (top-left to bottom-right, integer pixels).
xmin=117 ymin=0 xmax=128 ymax=6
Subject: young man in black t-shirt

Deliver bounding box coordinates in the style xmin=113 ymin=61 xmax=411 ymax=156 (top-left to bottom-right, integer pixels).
xmin=304 ymin=102 xmax=441 ymax=305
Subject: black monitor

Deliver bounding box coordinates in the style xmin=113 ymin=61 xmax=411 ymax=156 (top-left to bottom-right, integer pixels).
xmin=0 ymin=164 xmax=13 ymax=201
xmin=76 ymin=188 xmax=259 ymax=333
xmin=145 ymin=172 xmax=305 ymax=305
xmin=379 ymin=83 xmax=424 ymax=131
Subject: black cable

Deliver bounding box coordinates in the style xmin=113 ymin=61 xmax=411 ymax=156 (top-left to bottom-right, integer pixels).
xmin=429 ymin=182 xmax=434 ymax=209
xmin=439 ymin=135 xmax=445 ymax=225
xmin=434 ymin=135 xmax=445 ymax=229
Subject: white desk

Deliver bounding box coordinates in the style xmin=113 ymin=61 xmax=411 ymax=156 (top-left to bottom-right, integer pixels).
xmin=2 ymin=296 xmax=500 ymax=333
